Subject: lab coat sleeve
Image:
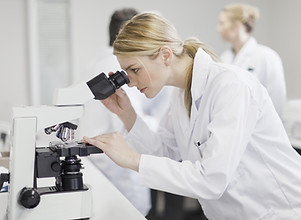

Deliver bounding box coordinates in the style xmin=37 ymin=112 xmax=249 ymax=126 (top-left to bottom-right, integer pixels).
xmin=138 ymin=81 xmax=260 ymax=200
xmin=125 ymin=106 xmax=181 ymax=161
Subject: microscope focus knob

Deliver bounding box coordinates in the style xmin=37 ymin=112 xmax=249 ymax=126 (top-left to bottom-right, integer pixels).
xmin=19 ymin=187 xmax=40 ymax=209
xmin=51 ymin=161 xmax=61 ymax=172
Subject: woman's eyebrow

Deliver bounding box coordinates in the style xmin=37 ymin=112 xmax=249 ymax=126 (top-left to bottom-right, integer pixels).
xmin=124 ymin=64 xmax=135 ymax=72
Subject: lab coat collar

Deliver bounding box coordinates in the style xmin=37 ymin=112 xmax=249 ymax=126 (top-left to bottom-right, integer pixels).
xmin=188 ymin=48 xmax=213 ymax=129
xmin=233 ymin=37 xmax=258 ymax=65
xmin=191 ymin=48 xmax=212 ymax=109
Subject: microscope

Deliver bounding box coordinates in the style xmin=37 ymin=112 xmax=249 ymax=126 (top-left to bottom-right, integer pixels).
xmin=0 ymin=71 xmax=129 ymax=220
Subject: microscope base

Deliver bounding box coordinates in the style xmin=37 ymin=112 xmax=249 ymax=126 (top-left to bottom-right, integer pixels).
xmin=8 ymin=185 xmax=92 ymax=220
xmin=0 ymin=192 xmax=8 ymax=219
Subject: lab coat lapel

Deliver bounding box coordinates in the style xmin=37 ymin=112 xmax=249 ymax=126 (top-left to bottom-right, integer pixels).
xmin=171 ymin=89 xmax=190 ymax=141
xmin=189 ymin=49 xmax=212 ymax=132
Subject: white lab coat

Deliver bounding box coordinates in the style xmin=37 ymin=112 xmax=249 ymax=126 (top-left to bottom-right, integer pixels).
xmin=125 ymin=49 xmax=301 ymax=219
xmin=220 ymin=37 xmax=286 ymax=117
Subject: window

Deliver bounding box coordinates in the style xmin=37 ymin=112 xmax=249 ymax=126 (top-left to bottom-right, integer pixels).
xmin=29 ymin=0 xmax=72 ymax=105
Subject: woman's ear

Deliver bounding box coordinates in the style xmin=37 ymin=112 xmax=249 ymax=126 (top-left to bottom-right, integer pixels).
xmin=160 ymin=46 xmax=173 ymax=66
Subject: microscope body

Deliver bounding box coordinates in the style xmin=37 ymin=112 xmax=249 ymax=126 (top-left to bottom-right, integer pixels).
xmin=6 ymin=105 xmax=93 ymax=220
xmin=0 ymin=71 xmax=129 ymax=220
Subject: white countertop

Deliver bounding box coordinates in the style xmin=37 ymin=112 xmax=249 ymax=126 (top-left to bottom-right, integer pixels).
xmin=81 ymin=157 xmax=147 ymax=220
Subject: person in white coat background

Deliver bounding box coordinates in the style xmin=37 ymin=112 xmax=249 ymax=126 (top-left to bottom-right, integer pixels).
xmin=82 ymin=12 xmax=301 ymax=219
xmin=217 ymin=3 xmax=287 ymax=117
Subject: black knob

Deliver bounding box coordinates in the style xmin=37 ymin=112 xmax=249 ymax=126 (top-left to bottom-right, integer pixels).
xmin=51 ymin=161 xmax=61 ymax=173
xmin=19 ymin=187 xmax=40 ymax=209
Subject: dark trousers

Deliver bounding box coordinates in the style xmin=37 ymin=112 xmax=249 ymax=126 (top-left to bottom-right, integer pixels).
xmin=146 ymin=189 xmax=207 ymax=220
xmin=146 ymin=189 xmax=184 ymax=220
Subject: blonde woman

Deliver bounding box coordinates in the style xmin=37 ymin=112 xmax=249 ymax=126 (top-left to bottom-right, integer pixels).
xmin=83 ymin=12 xmax=301 ymax=219
xmin=217 ymin=3 xmax=286 ymax=117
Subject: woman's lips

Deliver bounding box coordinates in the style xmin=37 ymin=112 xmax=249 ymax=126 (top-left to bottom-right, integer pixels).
xmin=139 ymin=87 xmax=147 ymax=93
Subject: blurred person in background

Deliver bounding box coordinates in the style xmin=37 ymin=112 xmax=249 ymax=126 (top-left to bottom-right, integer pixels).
xmin=217 ymin=3 xmax=286 ymax=117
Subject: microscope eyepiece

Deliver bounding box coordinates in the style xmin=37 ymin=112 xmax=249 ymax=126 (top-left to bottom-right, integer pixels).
xmin=108 ymin=70 xmax=130 ymax=89
xmin=86 ymin=70 xmax=129 ymax=100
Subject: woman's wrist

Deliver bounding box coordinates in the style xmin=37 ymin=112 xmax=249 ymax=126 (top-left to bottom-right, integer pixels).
xmin=130 ymin=152 xmax=141 ymax=172
xmin=119 ymin=107 xmax=137 ymax=131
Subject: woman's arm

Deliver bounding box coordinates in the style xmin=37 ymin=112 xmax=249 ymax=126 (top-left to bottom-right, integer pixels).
xmin=82 ymin=104 xmax=181 ymax=172
xmin=138 ymin=81 xmax=260 ymax=200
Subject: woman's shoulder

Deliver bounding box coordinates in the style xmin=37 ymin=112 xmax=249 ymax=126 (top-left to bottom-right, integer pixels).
xmin=209 ymin=62 xmax=262 ymax=91
xmin=254 ymin=43 xmax=281 ymax=60
xmin=209 ymin=63 xmax=246 ymax=86
xmin=207 ymin=63 xmax=267 ymax=105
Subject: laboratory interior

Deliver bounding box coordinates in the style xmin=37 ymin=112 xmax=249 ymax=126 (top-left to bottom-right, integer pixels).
xmin=1 ymin=0 xmax=301 ymax=220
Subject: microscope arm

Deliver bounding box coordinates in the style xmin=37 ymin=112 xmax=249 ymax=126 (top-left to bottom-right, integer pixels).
xmin=12 ymin=105 xmax=83 ymax=132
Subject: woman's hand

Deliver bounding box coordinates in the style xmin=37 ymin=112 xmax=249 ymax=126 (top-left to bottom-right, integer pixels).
xmin=82 ymin=132 xmax=141 ymax=172
xmin=101 ymin=72 xmax=137 ymax=131
xmin=101 ymin=88 xmax=133 ymax=116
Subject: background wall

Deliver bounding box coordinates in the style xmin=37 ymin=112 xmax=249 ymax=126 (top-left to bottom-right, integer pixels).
xmin=0 ymin=0 xmax=29 ymax=121
xmin=268 ymin=1 xmax=301 ymax=101
xmin=0 ymin=0 xmax=301 ymax=122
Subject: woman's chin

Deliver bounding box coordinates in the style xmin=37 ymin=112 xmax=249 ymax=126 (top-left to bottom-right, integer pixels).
xmin=144 ymin=91 xmax=156 ymax=99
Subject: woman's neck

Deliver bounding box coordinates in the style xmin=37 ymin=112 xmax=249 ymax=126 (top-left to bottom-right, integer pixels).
xmin=232 ymin=32 xmax=250 ymax=55
xmin=167 ymin=54 xmax=193 ymax=89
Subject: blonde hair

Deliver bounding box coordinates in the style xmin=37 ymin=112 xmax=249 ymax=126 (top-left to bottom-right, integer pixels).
xmin=113 ymin=12 xmax=219 ymax=116
xmin=223 ymin=3 xmax=260 ymax=33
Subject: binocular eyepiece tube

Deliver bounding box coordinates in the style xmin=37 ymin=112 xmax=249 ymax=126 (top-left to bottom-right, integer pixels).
xmin=87 ymin=70 xmax=130 ymax=100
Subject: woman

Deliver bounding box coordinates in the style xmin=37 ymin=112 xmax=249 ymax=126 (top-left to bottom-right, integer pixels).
xmin=83 ymin=12 xmax=301 ymax=219
xmin=217 ymin=3 xmax=286 ymax=117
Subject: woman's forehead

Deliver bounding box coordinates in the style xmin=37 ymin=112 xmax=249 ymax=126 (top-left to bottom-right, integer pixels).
xmin=117 ymin=56 xmax=152 ymax=71
xmin=117 ymin=55 xmax=149 ymax=64
xmin=117 ymin=56 xmax=140 ymax=70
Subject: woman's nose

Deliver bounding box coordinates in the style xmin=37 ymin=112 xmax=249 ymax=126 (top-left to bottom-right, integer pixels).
xmin=128 ymin=81 xmax=137 ymax=87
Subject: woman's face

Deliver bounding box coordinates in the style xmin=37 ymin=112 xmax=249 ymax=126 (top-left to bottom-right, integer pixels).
xmin=117 ymin=54 xmax=168 ymax=98
xmin=217 ymin=12 xmax=237 ymax=42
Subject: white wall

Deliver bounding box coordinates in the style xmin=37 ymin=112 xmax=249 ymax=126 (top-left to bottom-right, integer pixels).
xmin=268 ymin=0 xmax=301 ymax=99
xmin=0 ymin=0 xmax=301 ymax=122
xmin=0 ymin=0 xmax=29 ymax=122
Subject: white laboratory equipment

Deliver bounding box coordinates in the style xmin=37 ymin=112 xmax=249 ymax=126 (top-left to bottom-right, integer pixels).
xmin=0 ymin=71 xmax=146 ymax=220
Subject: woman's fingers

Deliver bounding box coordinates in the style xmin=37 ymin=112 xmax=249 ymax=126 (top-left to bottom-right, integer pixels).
xmin=82 ymin=133 xmax=140 ymax=171
xmin=83 ymin=136 xmax=106 ymax=151
xmin=115 ymin=87 xmax=126 ymax=95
